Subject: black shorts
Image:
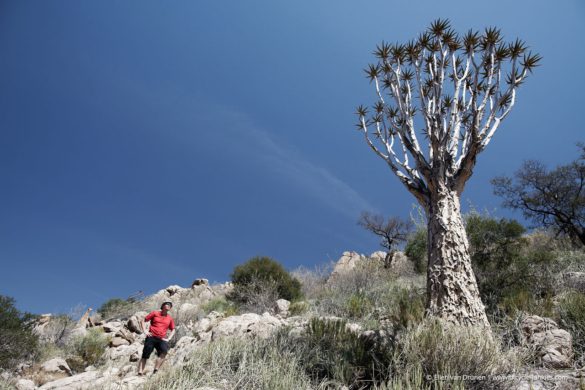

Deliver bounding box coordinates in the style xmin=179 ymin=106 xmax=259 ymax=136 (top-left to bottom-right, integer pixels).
xmin=142 ymin=336 xmax=169 ymax=359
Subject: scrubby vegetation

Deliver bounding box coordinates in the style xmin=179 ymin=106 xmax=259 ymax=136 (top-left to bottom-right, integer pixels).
xmin=228 ymin=256 xmax=303 ymax=313
xmin=0 ymin=295 xmax=38 ymax=369
xmin=65 ymin=328 xmax=109 ymax=372
xmin=6 ymin=213 xmax=585 ymax=389
xmin=97 ymin=298 xmax=137 ymax=320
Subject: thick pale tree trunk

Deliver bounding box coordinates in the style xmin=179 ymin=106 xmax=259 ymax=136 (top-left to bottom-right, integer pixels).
xmin=425 ymin=185 xmax=490 ymax=327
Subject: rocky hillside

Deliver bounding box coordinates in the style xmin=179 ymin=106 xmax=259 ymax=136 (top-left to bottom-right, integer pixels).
xmin=4 ymin=250 xmax=585 ymax=390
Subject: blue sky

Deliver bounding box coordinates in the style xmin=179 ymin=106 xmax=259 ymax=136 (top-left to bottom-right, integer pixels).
xmin=1 ymin=1 xmax=583 ymax=314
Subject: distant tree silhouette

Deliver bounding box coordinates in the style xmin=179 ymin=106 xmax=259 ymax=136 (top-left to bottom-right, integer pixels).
xmin=492 ymin=144 xmax=585 ymax=246
xmin=357 ymin=212 xmax=412 ymax=267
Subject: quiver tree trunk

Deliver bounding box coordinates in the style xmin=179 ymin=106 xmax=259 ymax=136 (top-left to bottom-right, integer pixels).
xmin=425 ymin=186 xmax=489 ymax=327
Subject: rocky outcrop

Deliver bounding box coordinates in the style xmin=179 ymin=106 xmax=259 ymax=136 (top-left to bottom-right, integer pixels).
xmin=329 ymin=250 xmax=413 ymax=281
xmin=329 ymin=251 xmax=368 ymax=278
xmin=521 ymin=315 xmax=573 ymax=369
xmin=191 ymin=278 xmax=209 ymax=287
xmin=39 ymin=358 xmax=72 ymax=376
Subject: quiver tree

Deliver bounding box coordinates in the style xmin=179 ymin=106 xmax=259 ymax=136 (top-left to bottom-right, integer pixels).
xmin=356 ymin=19 xmax=540 ymax=326
xmin=357 ymin=212 xmax=412 ymax=267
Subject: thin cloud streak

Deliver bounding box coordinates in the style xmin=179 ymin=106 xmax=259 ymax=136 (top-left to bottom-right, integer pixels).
xmin=239 ymin=121 xmax=376 ymax=219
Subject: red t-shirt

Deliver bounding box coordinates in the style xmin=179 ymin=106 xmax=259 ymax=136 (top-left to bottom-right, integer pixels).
xmin=144 ymin=311 xmax=175 ymax=339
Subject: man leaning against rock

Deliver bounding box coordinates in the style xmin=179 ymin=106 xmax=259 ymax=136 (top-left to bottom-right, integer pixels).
xmin=137 ymin=301 xmax=176 ymax=376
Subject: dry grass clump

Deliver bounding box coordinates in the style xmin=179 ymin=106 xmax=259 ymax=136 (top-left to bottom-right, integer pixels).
xmin=145 ymin=334 xmax=319 ymax=390
xmin=389 ymin=318 xmax=522 ymax=390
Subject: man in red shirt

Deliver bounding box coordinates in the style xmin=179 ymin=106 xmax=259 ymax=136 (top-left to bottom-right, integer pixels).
xmin=137 ymin=301 xmax=176 ymax=375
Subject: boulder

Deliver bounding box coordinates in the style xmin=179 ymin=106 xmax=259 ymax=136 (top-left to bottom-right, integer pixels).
xmin=127 ymin=315 xmax=143 ymax=334
xmin=369 ymin=251 xmax=387 ymax=263
xmin=129 ymin=351 xmax=140 ymax=362
xmin=115 ymin=327 xmax=135 ymax=343
xmin=191 ymin=278 xmax=209 ymax=287
xmin=38 ymin=371 xmax=100 ymax=390
xmin=211 ymin=312 xmax=286 ymax=341
xmin=165 ymin=285 xmax=183 ymax=296
xmin=68 ymin=326 xmax=88 ymax=339
xmin=329 ymin=251 xmax=367 ymax=278
xmin=15 ymin=379 xmax=36 ymax=390
xmin=102 ymin=321 xmax=123 ymax=333
xmin=40 ymin=358 xmax=72 ymax=376
xmin=273 ymin=299 xmax=290 ymax=317
xmin=110 ymin=336 xmax=130 ymax=348
xmin=105 ymin=343 xmax=142 ymax=362
xmin=521 ymin=315 xmax=573 ymax=369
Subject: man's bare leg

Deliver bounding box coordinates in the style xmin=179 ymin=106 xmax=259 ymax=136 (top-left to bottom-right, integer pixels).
xmin=153 ymin=352 xmax=167 ymax=372
xmin=137 ymin=358 xmax=147 ymax=375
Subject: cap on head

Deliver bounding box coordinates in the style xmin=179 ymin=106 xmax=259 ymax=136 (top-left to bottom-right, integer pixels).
xmin=160 ymin=301 xmax=173 ymax=310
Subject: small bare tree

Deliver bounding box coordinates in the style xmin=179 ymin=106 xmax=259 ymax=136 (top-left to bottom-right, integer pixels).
xmin=492 ymin=144 xmax=585 ymax=246
xmin=356 ymin=19 xmax=540 ymax=326
xmin=358 ymin=212 xmax=412 ymax=267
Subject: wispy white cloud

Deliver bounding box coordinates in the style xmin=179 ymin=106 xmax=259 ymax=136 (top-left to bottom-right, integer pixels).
xmin=221 ymin=110 xmax=376 ymax=219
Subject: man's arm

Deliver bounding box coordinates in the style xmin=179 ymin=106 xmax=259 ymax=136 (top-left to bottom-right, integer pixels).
xmin=164 ymin=329 xmax=175 ymax=342
xmin=141 ymin=312 xmax=153 ymax=337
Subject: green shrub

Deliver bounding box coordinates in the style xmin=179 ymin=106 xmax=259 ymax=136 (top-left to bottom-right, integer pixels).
xmin=288 ymin=301 xmax=309 ymax=316
xmin=200 ymin=296 xmax=239 ymax=317
xmin=300 ymin=317 xmax=395 ymax=387
xmin=388 ymin=287 xmax=426 ymax=330
xmin=97 ymin=298 xmax=135 ymax=320
xmin=66 ymin=328 xmax=109 ymax=371
xmin=229 ymin=256 xmax=303 ymax=306
xmin=0 ymin=295 xmax=38 ymax=369
xmin=345 ymin=293 xmax=375 ymax=319
xmin=405 ymin=227 xmax=427 ymax=274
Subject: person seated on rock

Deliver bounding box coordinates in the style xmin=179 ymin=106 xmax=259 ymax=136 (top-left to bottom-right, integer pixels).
xmin=137 ymin=301 xmax=176 ymax=376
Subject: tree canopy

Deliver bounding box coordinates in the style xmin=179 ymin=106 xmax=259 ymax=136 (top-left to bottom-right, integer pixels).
xmin=492 ymin=145 xmax=585 ymax=246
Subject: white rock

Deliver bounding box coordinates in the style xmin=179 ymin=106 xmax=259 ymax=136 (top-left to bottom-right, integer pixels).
xmin=274 ymin=299 xmax=290 ymax=316
xmin=521 ymin=315 xmax=573 ymax=369
xmin=329 ymin=251 xmax=367 ymax=279
xmin=102 ymin=321 xmax=123 ymax=333
xmin=191 ymin=278 xmax=209 ymax=287
xmin=38 ymin=371 xmax=100 ymax=389
xmin=165 ymin=285 xmax=184 ymax=296
xmin=15 ymin=379 xmax=36 ymax=390
xmin=40 ymin=357 xmax=72 ymax=376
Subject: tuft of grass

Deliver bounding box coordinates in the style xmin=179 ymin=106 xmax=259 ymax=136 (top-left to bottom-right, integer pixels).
xmin=393 ymin=318 xmax=521 ymax=390
xmin=145 ymin=333 xmax=319 ymax=390
xmin=558 ymin=291 xmax=585 ymax=366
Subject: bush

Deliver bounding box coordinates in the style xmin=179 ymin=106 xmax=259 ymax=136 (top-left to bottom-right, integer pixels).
xmin=97 ymin=298 xmax=136 ymax=320
xmin=404 ymin=227 xmax=427 ymax=274
xmin=288 ymin=301 xmax=309 ymax=316
xmin=229 ymin=256 xmax=303 ymax=308
xmin=303 ymin=317 xmax=396 ymax=386
xmin=387 ymin=287 xmax=426 ymax=331
xmin=66 ymin=328 xmax=109 ymax=372
xmin=0 ymin=295 xmax=38 ymax=369
xmin=200 ymin=296 xmax=239 ymax=317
